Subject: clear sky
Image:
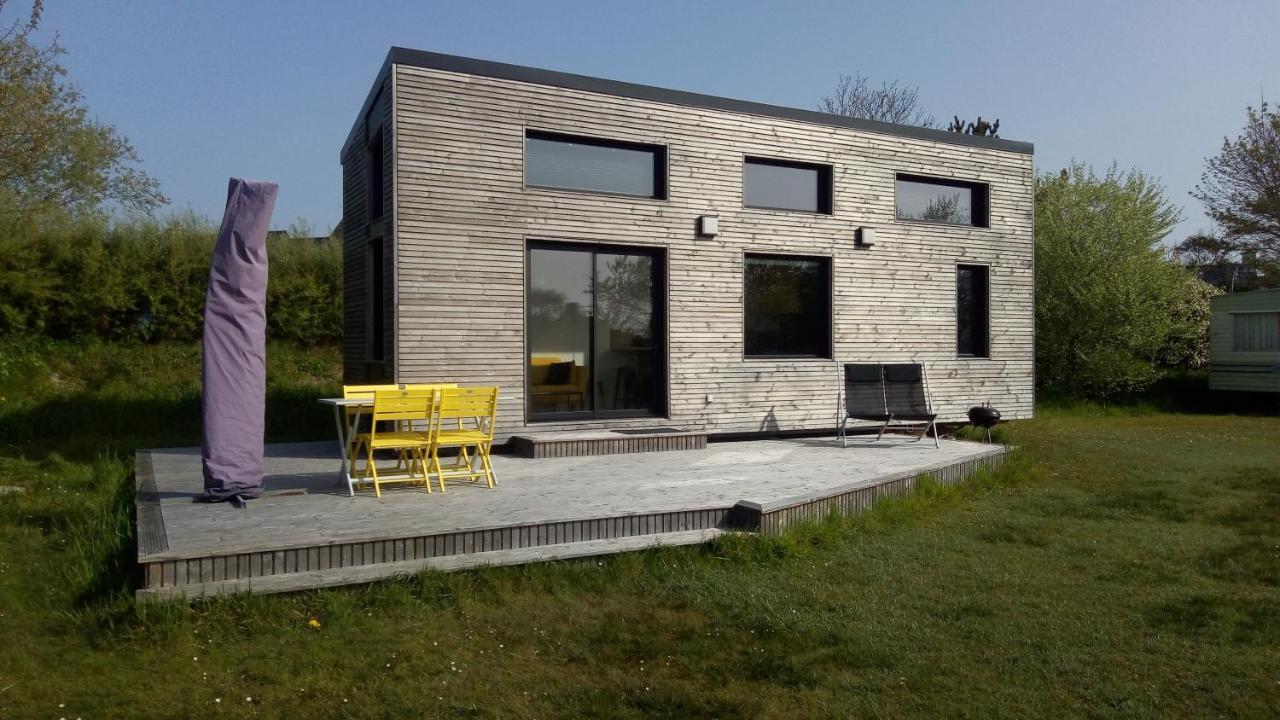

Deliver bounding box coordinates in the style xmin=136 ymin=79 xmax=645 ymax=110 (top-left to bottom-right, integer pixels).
xmin=30 ymin=0 xmax=1280 ymax=241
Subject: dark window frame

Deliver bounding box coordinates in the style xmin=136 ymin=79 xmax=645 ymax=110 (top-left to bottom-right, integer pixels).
xmin=367 ymin=237 xmax=385 ymax=363
xmin=742 ymin=156 xmax=834 ymax=214
xmin=895 ymin=173 xmax=990 ymax=228
xmin=367 ymin=129 xmax=385 ymax=221
xmin=524 ymin=238 xmax=670 ymax=423
xmin=742 ymin=252 xmax=834 ymax=360
xmin=523 ymin=129 xmax=668 ymax=200
xmin=956 ymin=263 xmax=991 ymax=359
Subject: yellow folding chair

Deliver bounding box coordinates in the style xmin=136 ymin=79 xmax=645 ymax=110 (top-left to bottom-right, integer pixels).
xmin=362 ymin=388 xmax=435 ymax=497
xmin=346 ymin=383 xmax=458 ymax=479
xmin=342 ymin=384 xmax=400 ymax=481
xmin=426 ymin=386 xmax=499 ymax=493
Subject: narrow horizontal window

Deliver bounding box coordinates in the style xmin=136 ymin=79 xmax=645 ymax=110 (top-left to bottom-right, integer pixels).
xmin=744 ymin=157 xmax=833 ymax=214
xmin=744 ymin=254 xmax=832 ymax=358
xmin=896 ymin=174 xmax=989 ymax=227
xmin=957 ymin=264 xmax=990 ymax=358
xmin=525 ymin=130 xmax=666 ymax=199
xmin=1232 ymin=312 xmax=1280 ymax=352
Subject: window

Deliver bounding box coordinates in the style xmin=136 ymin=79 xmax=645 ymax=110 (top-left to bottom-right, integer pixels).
xmin=367 ymin=130 xmax=384 ymax=219
xmin=744 ymin=254 xmax=831 ymax=358
xmin=526 ymin=242 xmax=666 ymax=419
xmin=957 ymin=264 xmax=990 ymax=358
xmin=367 ymin=238 xmax=385 ymax=362
xmin=744 ymin=157 xmax=833 ymax=213
xmin=525 ymin=130 xmax=666 ymax=199
xmin=1233 ymin=312 xmax=1280 ymax=352
xmin=896 ymin=174 xmax=989 ymax=227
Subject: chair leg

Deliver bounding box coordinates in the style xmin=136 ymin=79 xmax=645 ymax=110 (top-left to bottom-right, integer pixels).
xmin=366 ymin=444 xmax=381 ymax=498
xmin=932 ymin=421 xmax=940 ymax=449
xmin=876 ymin=418 xmax=890 ymax=441
xmin=479 ymin=443 xmax=495 ymax=489
xmin=839 ymin=416 xmax=848 ymax=448
xmin=417 ymin=445 xmax=432 ymax=489
xmin=431 ymin=449 xmax=447 ymax=493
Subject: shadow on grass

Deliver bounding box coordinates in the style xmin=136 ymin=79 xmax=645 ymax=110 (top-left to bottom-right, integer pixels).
xmin=0 ymin=387 xmax=334 ymax=462
xmin=1038 ymin=370 xmax=1280 ymax=417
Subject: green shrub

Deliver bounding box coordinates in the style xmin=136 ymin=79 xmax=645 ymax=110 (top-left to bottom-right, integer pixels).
xmin=0 ymin=214 xmax=341 ymax=344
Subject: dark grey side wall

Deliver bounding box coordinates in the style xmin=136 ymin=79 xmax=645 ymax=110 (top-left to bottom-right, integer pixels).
xmin=340 ymin=71 xmax=395 ymax=383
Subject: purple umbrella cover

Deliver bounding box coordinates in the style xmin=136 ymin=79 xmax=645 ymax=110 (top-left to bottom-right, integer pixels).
xmin=200 ymin=178 xmax=279 ymax=502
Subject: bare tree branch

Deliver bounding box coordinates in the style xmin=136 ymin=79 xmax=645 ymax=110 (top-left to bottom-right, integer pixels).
xmin=818 ymin=73 xmax=936 ymax=128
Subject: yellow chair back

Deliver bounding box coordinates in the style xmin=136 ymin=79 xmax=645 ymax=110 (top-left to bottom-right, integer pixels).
xmin=431 ymin=387 xmax=498 ymax=439
xmin=371 ymin=388 xmax=434 ymax=431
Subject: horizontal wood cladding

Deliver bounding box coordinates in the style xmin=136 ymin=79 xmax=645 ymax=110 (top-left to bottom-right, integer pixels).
xmin=340 ymin=71 xmax=396 ymax=383
xmin=390 ymin=65 xmax=1034 ymax=437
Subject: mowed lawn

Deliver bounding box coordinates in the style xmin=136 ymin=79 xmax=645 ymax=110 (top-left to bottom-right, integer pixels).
xmin=0 ymin=341 xmax=1277 ymax=719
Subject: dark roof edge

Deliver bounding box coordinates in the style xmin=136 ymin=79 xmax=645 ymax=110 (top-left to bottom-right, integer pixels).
xmin=340 ymin=51 xmax=394 ymax=160
xmin=376 ymin=46 xmax=1033 ymax=155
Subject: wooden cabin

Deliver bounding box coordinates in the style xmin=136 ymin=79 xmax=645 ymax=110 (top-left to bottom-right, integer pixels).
xmin=1208 ymin=288 xmax=1280 ymax=393
xmin=340 ymin=48 xmax=1036 ymax=439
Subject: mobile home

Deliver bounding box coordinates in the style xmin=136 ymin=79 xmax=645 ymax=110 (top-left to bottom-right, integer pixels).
xmin=340 ymin=48 xmax=1036 ymax=439
xmin=1208 ymin=288 xmax=1280 ymax=393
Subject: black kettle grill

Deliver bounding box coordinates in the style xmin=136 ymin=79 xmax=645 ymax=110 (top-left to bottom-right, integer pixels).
xmin=967 ymin=405 xmax=1001 ymax=443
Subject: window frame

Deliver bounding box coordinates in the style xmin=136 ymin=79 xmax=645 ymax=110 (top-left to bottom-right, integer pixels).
xmin=367 ymin=128 xmax=385 ymax=221
xmin=956 ymin=262 xmax=992 ymax=359
xmin=524 ymin=238 xmax=670 ymax=423
xmin=742 ymin=156 xmax=834 ymax=215
xmin=366 ymin=237 xmax=385 ymax=364
xmin=742 ymin=251 xmax=834 ymax=360
xmin=895 ymin=173 xmax=990 ymax=229
xmin=523 ymin=129 xmax=669 ymax=201
xmin=1230 ymin=310 xmax=1280 ymax=352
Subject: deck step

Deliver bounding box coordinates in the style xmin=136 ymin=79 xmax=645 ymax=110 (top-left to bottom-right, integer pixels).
xmin=137 ymin=528 xmax=727 ymax=601
xmin=509 ymin=428 xmax=707 ymax=458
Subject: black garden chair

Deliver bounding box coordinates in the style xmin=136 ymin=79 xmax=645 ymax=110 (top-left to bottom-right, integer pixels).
xmin=837 ymin=362 xmax=939 ymax=448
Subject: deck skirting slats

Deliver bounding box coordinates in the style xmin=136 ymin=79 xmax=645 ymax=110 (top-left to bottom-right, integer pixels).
xmin=137 ymin=446 xmax=1005 ymax=597
xmin=510 ymin=430 xmax=708 ymax=458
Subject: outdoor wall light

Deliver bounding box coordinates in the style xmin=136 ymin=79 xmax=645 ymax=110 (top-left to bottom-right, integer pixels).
xmin=698 ymin=215 xmax=719 ymax=238
xmin=856 ymin=226 xmax=876 ymax=247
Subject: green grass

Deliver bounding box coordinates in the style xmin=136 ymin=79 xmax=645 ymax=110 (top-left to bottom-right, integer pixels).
xmin=0 ymin=341 xmax=1277 ymax=718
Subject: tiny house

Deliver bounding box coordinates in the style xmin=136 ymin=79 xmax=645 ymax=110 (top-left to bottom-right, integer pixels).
xmin=1208 ymin=288 xmax=1280 ymax=393
xmin=340 ymin=48 xmax=1036 ymax=439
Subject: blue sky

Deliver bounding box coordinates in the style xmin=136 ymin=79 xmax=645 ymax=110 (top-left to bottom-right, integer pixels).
xmin=31 ymin=0 xmax=1280 ymax=241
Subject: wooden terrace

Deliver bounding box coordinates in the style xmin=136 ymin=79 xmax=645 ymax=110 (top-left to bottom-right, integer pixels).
xmin=136 ymin=436 xmax=1006 ymax=600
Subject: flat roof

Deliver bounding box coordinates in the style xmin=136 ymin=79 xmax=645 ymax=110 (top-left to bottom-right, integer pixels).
xmin=342 ymin=47 xmax=1034 ymax=158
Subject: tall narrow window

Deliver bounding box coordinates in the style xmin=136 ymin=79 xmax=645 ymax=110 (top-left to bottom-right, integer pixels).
xmin=368 ymin=238 xmax=385 ymax=362
xmin=744 ymin=157 xmax=833 ymax=213
xmin=367 ymin=130 xmax=385 ymax=220
xmin=744 ymin=254 xmax=832 ymax=357
xmin=957 ymin=264 xmax=990 ymax=358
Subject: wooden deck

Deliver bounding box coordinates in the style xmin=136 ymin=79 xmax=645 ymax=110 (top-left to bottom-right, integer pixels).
xmin=136 ymin=436 xmax=1006 ymax=600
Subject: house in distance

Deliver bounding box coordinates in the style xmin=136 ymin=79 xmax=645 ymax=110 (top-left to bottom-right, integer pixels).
xmin=340 ymin=47 xmax=1035 ymax=439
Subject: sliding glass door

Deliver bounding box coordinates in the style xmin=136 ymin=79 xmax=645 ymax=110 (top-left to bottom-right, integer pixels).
xmin=527 ymin=242 xmax=664 ymax=420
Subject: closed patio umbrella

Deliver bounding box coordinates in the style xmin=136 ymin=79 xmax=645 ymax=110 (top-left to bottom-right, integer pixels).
xmin=198 ymin=178 xmax=279 ymax=503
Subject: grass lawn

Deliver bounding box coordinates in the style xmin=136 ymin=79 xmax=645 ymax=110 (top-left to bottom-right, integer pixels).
xmin=0 ymin=340 xmax=1277 ymax=718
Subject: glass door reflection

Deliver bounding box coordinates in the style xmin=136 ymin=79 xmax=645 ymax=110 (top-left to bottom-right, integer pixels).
xmin=526 ymin=243 xmax=663 ymax=420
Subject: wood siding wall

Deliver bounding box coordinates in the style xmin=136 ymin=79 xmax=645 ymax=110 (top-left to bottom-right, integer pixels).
xmin=388 ymin=65 xmax=1035 ymax=437
xmin=1208 ymin=289 xmax=1280 ymax=393
xmin=341 ymin=71 xmax=396 ymax=383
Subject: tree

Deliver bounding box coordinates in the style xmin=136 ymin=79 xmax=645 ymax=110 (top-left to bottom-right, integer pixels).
xmin=0 ymin=0 xmax=165 ymax=219
xmin=819 ymin=73 xmax=936 ymax=127
xmin=1035 ymin=162 xmax=1213 ymax=398
xmin=1192 ymin=103 xmax=1280 ymax=259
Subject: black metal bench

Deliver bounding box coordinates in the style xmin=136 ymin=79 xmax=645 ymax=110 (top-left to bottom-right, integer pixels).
xmin=837 ymin=362 xmax=939 ymax=448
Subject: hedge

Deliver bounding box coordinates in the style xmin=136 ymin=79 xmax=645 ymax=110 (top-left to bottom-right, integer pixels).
xmin=0 ymin=216 xmax=342 ymax=345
